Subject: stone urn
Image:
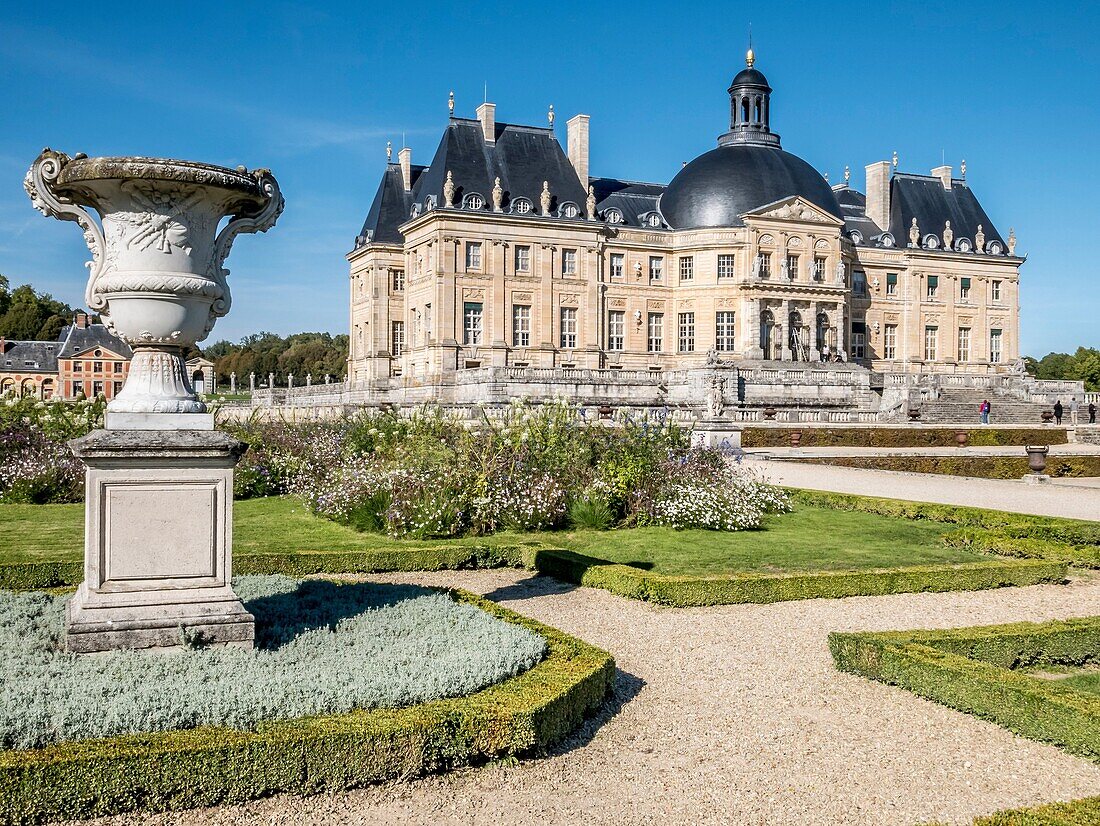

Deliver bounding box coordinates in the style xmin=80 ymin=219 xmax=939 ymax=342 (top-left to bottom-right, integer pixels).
xmin=1041 ymin=410 xmax=1055 ymax=423
xmin=790 ymin=429 xmax=802 ymax=448
xmin=598 ymin=404 xmax=613 ymax=420
xmin=763 ymin=406 xmax=778 ymax=420
xmin=955 ymin=430 xmax=969 ymax=447
xmin=25 ymin=150 xmax=283 ymax=414
xmin=907 ymin=408 xmax=922 ymax=421
xmin=1025 ymin=445 xmax=1049 ymax=474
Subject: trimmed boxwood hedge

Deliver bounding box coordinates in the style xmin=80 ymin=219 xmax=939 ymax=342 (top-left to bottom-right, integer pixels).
xmin=0 ymin=589 xmax=615 ymax=825
xmin=793 ymin=455 xmax=1100 ymax=480
xmin=531 ymin=549 xmax=1065 ymax=607
xmin=830 ymin=617 xmax=1100 ymax=762
xmin=928 ymin=796 xmax=1100 ymax=825
xmin=742 ymin=426 xmax=1068 ymax=449
xmin=791 ymin=489 xmax=1100 ymax=569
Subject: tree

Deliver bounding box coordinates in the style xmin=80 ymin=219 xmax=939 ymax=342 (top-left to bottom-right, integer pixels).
xmin=1024 ymin=348 xmax=1100 ymax=392
xmin=0 ymin=280 xmax=77 ymax=341
xmin=204 ymin=331 xmax=348 ymax=385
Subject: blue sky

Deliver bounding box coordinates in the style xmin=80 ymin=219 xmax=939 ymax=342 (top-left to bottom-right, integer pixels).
xmin=0 ymin=0 xmax=1096 ymax=355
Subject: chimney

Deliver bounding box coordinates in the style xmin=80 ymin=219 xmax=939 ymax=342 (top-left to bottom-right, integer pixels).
xmin=476 ymin=102 xmax=496 ymax=144
xmin=398 ymin=147 xmax=412 ymax=191
xmin=931 ymin=165 xmax=952 ymax=190
xmin=567 ymin=114 xmax=590 ymax=187
xmin=75 ymin=312 xmax=89 ymax=329
xmin=864 ymin=161 xmax=891 ymax=231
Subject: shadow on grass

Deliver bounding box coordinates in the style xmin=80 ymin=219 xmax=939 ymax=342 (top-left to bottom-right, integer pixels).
xmin=244 ymin=579 xmax=437 ymax=651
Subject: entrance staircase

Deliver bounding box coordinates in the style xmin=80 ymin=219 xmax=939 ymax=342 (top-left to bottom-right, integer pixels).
xmin=915 ymin=389 xmax=1053 ymax=425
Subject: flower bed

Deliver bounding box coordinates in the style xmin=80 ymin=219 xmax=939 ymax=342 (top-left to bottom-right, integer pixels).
xmin=792 ymin=454 xmax=1100 ymax=480
xmin=0 ymin=584 xmax=615 ymax=823
xmin=742 ymin=426 xmax=1068 ymax=449
xmin=830 ymin=617 xmax=1100 ymax=762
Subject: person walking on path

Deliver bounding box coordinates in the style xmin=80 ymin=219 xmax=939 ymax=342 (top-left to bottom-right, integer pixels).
xmin=980 ymin=399 xmax=991 ymax=425
xmin=1070 ymin=398 xmax=1080 ymax=426
xmin=1090 ymin=402 xmax=1097 ymax=424
xmin=1054 ymin=399 xmax=1064 ymax=425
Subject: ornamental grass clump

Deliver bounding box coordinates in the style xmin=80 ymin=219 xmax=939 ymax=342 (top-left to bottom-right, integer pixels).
xmin=0 ymin=575 xmax=547 ymax=750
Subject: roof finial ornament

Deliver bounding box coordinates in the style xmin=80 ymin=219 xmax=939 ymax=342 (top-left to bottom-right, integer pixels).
xmin=892 ymin=150 xmax=899 ymax=171
xmin=1008 ymin=227 xmax=1017 ymax=256
xmin=448 ymin=90 xmax=454 ymax=115
xmin=586 ymin=185 xmax=597 ymax=221
xmin=960 ymin=158 xmax=967 ymax=179
xmin=746 ymin=23 xmax=755 ymax=67
xmin=843 ymin=165 xmax=850 ymax=185
xmin=492 ymin=176 xmax=503 ymax=212
xmin=386 ymin=141 xmax=392 ymax=162
xmin=823 ymin=172 xmax=829 ymax=183
xmin=943 ymin=220 xmax=953 ymax=250
xmin=443 ymin=170 xmax=455 ymax=208
xmin=909 ymin=217 xmax=920 ymax=248
xmin=540 ymin=180 xmax=552 ymax=216
xmin=548 ymin=104 xmax=555 ymax=128
xmin=975 ymin=224 xmax=985 ymax=253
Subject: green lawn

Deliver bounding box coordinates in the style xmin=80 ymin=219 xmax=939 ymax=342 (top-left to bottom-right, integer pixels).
xmin=0 ymin=497 xmax=983 ymax=575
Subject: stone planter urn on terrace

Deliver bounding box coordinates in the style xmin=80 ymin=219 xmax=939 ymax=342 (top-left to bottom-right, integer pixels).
xmin=26 ymin=149 xmax=283 ymax=652
xmin=26 ymin=150 xmax=282 ymax=416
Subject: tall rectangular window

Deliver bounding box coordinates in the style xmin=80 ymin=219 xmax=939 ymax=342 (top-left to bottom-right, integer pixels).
xmin=392 ymin=269 xmax=405 ymax=292
xmin=960 ymin=277 xmax=971 ymax=301
xmin=649 ymin=256 xmax=663 ymax=281
xmin=958 ymin=327 xmax=971 ymax=361
xmin=883 ymin=324 xmax=897 ymax=359
xmin=562 ymin=248 xmax=577 ymax=275
xmin=515 ymin=245 xmax=531 ymax=273
xmin=850 ymin=322 xmax=866 ymax=359
xmin=679 ymin=256 xmax=694 ymax=281
xmin=391 ymin=321 xmax=405 ymax=356
xmin=926 ymin=275 xmax=938 ymax=299
xmin=93 ymin=361 xmax=103 ymax=373
xmin=512 ymin=305 xmax=531 ymax=347
xmin=715 ymin=311 xmax=736 ymax=352
xmin=463 ymin=302 xmax=483 ymax=345
xmin=852 ymin=271 xmax=867 ymax=296
xmin=113 ymin=361 xmax=123 ymax=373
xmin=813 ymin=256 xmax=826 ymax=281
xmin=990 ymin=329 xmax=1003 ymax=363
xmin=758 ymin=252 xmax=771 ymax=278
xmin=991 ymin=280 xmax=1002 ymax=302
xmin=678 ymin=312 xmax=695 ymax=353
xmin=608 ymin=310 xmax=625 ymax=351
xmin=560 ymin=307 xmax=578 ymax=349
xmin=465 ymin=242 xmax=482 ymax=270
xmin=424 ymin=303 xmax=432 ymax=341
xmin=647 ymin=313 xmax=663 ymax=353
xmin=886 ymin=273 xmax=897 ymax=295
xmin=785 ymin=254 xmax=799 ymax=280
xmin=718 ymin=253 xmax=736 ymax=279
xmin=924 ymin=326 xmax=938 ymax=361
xmin=610 ymin=253 xmax=624 ymax=278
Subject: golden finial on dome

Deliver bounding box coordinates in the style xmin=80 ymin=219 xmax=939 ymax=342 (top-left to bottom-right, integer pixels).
xmin=746 ymin=47 xmax=755 ymax=68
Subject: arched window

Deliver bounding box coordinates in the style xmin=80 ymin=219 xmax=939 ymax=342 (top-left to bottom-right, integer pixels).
xmin=512 ymin=198 xmax=532 ymax=214
xmin=754 ymin=96 xmax=762 ymax=123
xmin=464 ymin=193 xmax=484 ymax=210
xmin=560 ymin=202 xmax=579 ymax=219
xmin=789 ymin=311 xmax=805 ymax=359
xmin=605 ymin=208 xmax=623 ymax=224
xmin=646 ymin=213 xmax=661 ymax=228
xmin=760 ymin=310 xmax=775 ymax=358
xmin=816 ymin=313 xmax=829 ymax=354
xmin=741 ymin=96 xmax=750 ymax=124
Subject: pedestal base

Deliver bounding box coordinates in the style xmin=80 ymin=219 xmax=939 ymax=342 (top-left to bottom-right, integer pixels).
xmin=691 ymin=419 xmax=743 ymax=449
xmin=1023 ymin=473 xmax=1051 ymax=485
xmin=66 ymin=428 xmax=252 ymax=653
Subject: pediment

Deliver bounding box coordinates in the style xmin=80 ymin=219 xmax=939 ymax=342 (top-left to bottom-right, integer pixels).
xmin=70 ymin=345 xmax=127 ymax=360
xmin=742 ymin=196 xmax=844 ymax=227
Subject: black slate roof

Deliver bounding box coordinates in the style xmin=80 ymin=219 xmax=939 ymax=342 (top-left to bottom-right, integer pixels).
xmin=833 ymin=185 xmax=885 ymax=241
xmin=0 ymin=339 xmax=59 ymax=373
xmin=591 ymin=178 xmax=666 ymax=227
xmin=57 ymin=322 xmax=132 ymax=360
xmin=359 ymin=164 xmax=426 ymax=245
xmin=889 ymin=174 xmax=1005 ymax=249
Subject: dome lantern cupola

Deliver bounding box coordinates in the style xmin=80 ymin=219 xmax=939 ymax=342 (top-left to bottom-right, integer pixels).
xmin=719 ymin=49 xmax=780 ymax=148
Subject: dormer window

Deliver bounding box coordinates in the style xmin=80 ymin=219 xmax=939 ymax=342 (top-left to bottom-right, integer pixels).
xmin=464 ymin=193 xmax=484 ymax=210
xmin=560 ymin=202 xmax=579 ymax=219
xmin=605 ymin=209 xmax=623 ymax=224
xmin=849 ymin=230 xmax=863 ymax=245
xmin=645 ymin=213 xmax=661 ymax=228
xmin=512 ymin=198 xmax=532 ymax=215
xmin=988 ymin=241 xmax=1003 ymax=255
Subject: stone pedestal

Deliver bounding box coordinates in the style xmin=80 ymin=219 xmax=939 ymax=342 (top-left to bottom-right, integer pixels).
xmin=691 ymin=418 xmax=743 ymax=450
xmin=65 ymin=425 xmax=254 ymax=653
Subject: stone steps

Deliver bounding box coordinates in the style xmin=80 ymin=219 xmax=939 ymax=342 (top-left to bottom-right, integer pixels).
xmin=914 ymin=389 xmax=1052 ymax=424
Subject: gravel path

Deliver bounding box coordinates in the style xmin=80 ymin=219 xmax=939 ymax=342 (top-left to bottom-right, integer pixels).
xmin=74 ymin=570 xmax=1100 ymax=826
xmin=754 ymin=459 xmax=1100 ymax=521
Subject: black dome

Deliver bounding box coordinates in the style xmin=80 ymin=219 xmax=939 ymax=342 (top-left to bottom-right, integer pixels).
xmin=731 ymin=67 xmax=770 ymax=88
xmin=660 ymin=144 xmax=842 ymax=230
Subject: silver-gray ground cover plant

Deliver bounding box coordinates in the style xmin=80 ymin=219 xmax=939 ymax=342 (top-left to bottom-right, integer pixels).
xmin=0 ymin=576 xmax=547 ymax=749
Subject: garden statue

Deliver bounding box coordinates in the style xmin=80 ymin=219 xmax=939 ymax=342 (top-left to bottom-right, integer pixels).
xmin=26 ymin=149 xmax=283 ymax=652
xmin=230 ymin=371 xmax=236 ymax=393
xmin=249 ymin=371 xmax=256 ymax=391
